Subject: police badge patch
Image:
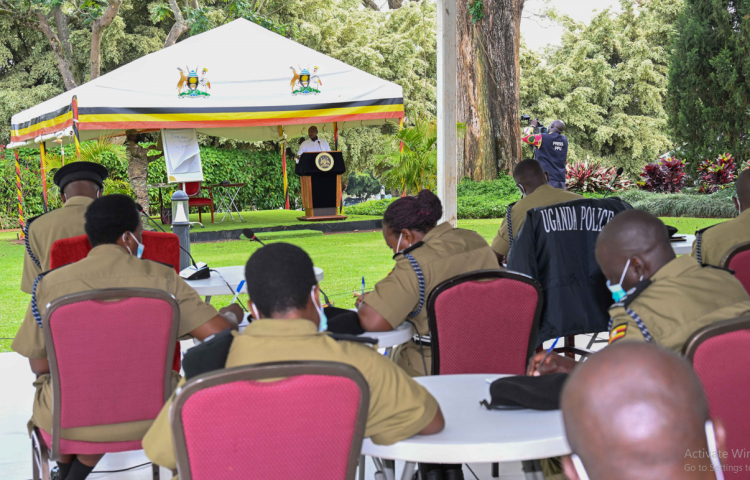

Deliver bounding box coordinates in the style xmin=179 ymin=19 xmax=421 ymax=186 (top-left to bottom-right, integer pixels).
xmin=315 ymin=152 xmax=334 ymax=172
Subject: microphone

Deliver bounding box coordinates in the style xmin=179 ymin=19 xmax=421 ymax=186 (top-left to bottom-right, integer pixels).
xmin=136 ymin=203 xmax=210 ymax=280
xmin=317 ymin=140 xmax=321 ymax=151
xmin=602 ymin=167 xmax=624 ymax=200
xmin=242 ymin=229 xmax=267 ymax=246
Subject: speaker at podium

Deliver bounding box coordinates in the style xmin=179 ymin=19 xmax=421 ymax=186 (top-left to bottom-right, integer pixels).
xmin=295 ymin=151 xmax=348 ymax=221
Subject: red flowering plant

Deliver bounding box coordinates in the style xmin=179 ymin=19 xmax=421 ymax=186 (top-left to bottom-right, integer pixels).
xmin=639 ymin=157 xmax=688 ymax=193
xmin=566 ymin=162 xmax=632 ymax=192
xmin=697 ymin=153 xmax=736 ymax=194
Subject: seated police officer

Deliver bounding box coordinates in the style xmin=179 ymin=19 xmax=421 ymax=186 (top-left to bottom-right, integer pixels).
xmin=12 ymin=195 xmax=240 ymax=480
xmin=529 ymin=210 xmax=750 ymax=375
xmin=491 ymin=159 xmax=581 ymax=263
xmin=143 ymin=243 xmax=445 ymax=472
xmin=561 ymin=343 xmax=727 ymax=480
xmin=21 ymin=162 xmax=108 ymax=294
xmin=692 ymin=168 xmax=750 ymax=266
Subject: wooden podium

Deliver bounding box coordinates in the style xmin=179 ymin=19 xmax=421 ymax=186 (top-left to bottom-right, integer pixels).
xmin=295 ymin=151 xmax=348 ymax=221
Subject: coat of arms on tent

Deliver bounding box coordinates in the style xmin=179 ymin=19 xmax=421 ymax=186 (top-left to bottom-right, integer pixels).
xmin=290 ymin=66 xmax=322 ymax=95
xmin=177 ymin=66 xmax=211 ymax=98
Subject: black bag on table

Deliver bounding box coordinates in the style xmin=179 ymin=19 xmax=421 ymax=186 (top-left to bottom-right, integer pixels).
xmin=480 ymin=373 xmax=568 ymax=411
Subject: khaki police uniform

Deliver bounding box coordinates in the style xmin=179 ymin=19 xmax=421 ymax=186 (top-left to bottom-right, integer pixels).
xmin=691 ymin=212 xmax=749 ymax=267
xmin=12 ymin=244 xmax=219 ymax=442
xmin=143 ymin=319 xmax=440 ymax=471
xmin=607 ymin=255 xmax=750 ymax=351
xmin=363 ymin=222 xmax=499 ymax=376
xmin=20 ymin=196 xmax=93 ymax=294
xmin=491 ymin=185 xmax=581 ymax=256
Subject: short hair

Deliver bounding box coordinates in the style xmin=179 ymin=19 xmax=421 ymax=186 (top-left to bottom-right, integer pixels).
xmin=84 ymin=195 xmax=140 ymax=247
xmin=513 ymin=159 xmax=545 ymax=181
xmin=245 ymin=243 xmax=317 ymax=316
xmin=383 ymin=189 xmax=443 ymax=233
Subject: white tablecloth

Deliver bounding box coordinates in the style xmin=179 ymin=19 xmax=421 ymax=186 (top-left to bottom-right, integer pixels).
xmin=672 ymin=234 xmax=695 ymax=256
xmin=186 ymin=266 xmax=324 ymax=297
xmin=361 ymin=374 xmax=570 ymax=464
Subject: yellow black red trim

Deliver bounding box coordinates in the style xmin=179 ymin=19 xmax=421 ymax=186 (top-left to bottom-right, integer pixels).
xmin=609 ymin=324 xmax=628 ymax=344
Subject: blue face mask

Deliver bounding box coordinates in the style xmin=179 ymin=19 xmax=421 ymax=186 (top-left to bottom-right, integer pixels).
xmin=311 ymin=286 xmax=327 ymax=332
xmin=124 ymin=232 xmax=145 ymax=259
xmin=606 ymin=258 xmax=631 ymax=303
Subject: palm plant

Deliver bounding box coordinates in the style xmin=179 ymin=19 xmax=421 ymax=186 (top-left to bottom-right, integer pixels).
xmin=375 ymin=119 xmax=465 ymax=195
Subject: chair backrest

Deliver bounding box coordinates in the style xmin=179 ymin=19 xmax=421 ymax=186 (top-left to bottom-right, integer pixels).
xmin=721 ymin=241 xmax=750 ymax=295
xmin=49 ymin=235 xmax=91 ymax=269
xmin=171 ymin=361 xmax=370 ymax=480
xmin=50 ymin=233 xmax=180 ymax=274
xmin=427 ymin=270 xmax=544 ymax=376
xmin=141 ymin=231 xmax=180 ymax=273
xmin=182 ymin=182 xmax=202 ymax=197
xmin=42 ymin=289 xmax=179 ymax=458
xmin=684 ymin=316 xmax=750 ymax=479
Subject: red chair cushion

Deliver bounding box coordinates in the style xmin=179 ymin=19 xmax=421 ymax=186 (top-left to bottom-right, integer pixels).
xmin=433 ymin=278 xmax=539 ymax=375
xmin=693 ymin=329 xmax=750 ymax=479
xmin=180 ymin=375 xmax=360 ymax=480
xmin=141 ymin=231 xmax=180 ymax=273
xmin=49 ymin=235 xmax=91 ymax=269
xmin=39 ymin=429 xmax=141 ymax=455
xmin=188 ymin=198 xmax=213 ymax=206
xmin=183 ymin=182 xmax=201 ymax=196
xmin=728 ymin=250 xmax=750 ymax=295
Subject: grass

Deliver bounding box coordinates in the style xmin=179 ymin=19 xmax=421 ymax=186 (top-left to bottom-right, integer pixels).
xmin=154 ymin=209 xmax=380 ymax=233
xmin=0 ymin=217 xmax=727 ymax=353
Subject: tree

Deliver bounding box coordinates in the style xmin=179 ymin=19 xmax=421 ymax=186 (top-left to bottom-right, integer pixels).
xmin=520 ymin=0 xmax=681 ymax=176
xmin=376 ymin=118 xmax=438 ymax=194
xmin=668 ymin=0 xmax=750 ymax=167
xmin=346 ymin=171 xmax=381 ymax=197
xmin=457 ymin=0 xmax=526 ymax=180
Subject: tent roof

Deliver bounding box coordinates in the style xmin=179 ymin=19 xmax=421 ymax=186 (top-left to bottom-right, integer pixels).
xmin=9 ymin=18 xmax=403 ymax=148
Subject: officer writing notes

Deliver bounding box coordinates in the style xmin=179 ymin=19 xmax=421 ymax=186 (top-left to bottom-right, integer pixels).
xmin=144 ymin=243 xmax=444 ymax=472
xmin=522 ymin=120 xmax=568 ymax=189
xmin=12 ymin=195 xmax=241 ymax=480
xmin=296 ymin=126 xmax=330 ymax=162
xmin=529 ymin=210 xmax=750 ymax=375
xmin=491 ymin=159 xmax=581 ymax=263
xmin=21 ymin=162 xmax=108 ymax=294
xmin=692 ymin=168 xmax=750 ymax=266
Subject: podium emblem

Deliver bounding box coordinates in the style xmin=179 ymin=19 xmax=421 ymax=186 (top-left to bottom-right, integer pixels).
xmin=315 ymin=152 xmax=334 ymax=172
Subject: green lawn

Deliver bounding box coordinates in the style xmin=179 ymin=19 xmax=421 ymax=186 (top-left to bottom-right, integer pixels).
xmin=0 ymin=217 xmax=726 ymax=352
xmin=154 ymin=209 xmax=380 ymax=233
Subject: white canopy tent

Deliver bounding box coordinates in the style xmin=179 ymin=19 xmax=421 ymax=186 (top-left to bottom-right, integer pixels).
xmin=9 ymin=18 xmax=404 ymax=149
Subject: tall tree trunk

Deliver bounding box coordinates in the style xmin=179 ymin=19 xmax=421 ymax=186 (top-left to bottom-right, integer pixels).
xmin=163 ymin=0 xmax=190 ymax=48
xmin=90 ymin=0 xmax=122 ymax=81
xmin=388 ymin=0 xmax=403 ymax=8
xmin=457 ymin=0 xmax=524 ymax=180
xmin=362 ymin=0 xmax=380 ymax=11
xmin=34 ymin=11 xmax=78 ymax=90
xmin=52 ymin=8 xmax=81 ymax=86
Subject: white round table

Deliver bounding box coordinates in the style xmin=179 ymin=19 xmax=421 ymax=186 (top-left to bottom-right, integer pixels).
xmin=672 ymin=234 xmax=695 ymax=256
xmin=361 ymin=374 xmax=570 ymax=479
xmin=186 ymin=266 xmax=324 ymax=302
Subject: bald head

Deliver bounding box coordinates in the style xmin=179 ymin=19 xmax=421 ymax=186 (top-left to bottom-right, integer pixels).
xmin=595 ymin=210 xmax=675 ymax=291
xmin=562 ymin=343 xmax=713 ymax=480
xmin=62 ymin=179 xmax=100 ymax=202
xmin=736 ymin=169 xmax=750 ymax=210
xmin=513 ymin=159 xmax=548 ymax=195
xmin=549 ymin=120 xmax=566 ymax=134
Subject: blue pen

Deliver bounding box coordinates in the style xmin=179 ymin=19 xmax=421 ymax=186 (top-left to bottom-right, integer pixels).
xmin=536 ymin=337 xmax=560 ymax=374
xmin=361 ymin=276 xmax=365 ymax=297
xmin=231 ymin=279 xmax=245 ymax=304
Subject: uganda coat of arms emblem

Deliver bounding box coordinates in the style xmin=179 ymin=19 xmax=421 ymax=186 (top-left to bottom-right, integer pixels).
xmin=177 ymin=66 xmax=211 ymax=98
xmin=290 ymin=66 xmax=322 ymax=95
xmin=315 ymin=152 xmax=334 ymax=172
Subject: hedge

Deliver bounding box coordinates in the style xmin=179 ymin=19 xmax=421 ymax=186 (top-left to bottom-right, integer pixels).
xmin=0 ymin=145 xmax=299 ymax=229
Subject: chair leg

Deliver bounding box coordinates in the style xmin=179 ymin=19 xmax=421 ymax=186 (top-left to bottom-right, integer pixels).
xmin=152 ymin=462 xmax=160 ymax=480
xmin=492 ymin=462 xmax=499 ymax=477
xmin=198 ymin=207 xmax=202 ymax=224
xmin=31 ymin=429 xmax=50 ymax=480
xmin=359 ymin=455 xmax=366 ymax=480
xmin=565 ymin=335 xmax=576 ymax=358
xmin=210 ymin=204 xmax=214 ymax=223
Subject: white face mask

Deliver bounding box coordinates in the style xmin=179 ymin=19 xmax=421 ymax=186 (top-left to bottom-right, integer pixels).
xmin=123 ymin=232 xmax=144 ymax=259
xmin=571 ymin=421 xmax=724 ymax=480
xmin=395 ymin=233 xmax=411 ymax=254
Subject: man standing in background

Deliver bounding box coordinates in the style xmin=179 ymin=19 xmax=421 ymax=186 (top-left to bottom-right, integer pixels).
xmin=296 ymin=126 xmax=330 ymax=163
xmin=522 ymin=119 xmax=569 ymax=189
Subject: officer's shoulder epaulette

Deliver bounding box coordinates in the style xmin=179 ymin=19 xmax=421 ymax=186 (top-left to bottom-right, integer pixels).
xmin=25 ymin=212 xmax=47 ymax=228
xmin=621 ymin=278 xmax=653 ymax=308
xmin=701 ymin=263 xmax=735 ymax=275
xmin=328 ymin=333 xmax=379 ymax=345
xmin=393 ymin=241 xmax=425 ymax=260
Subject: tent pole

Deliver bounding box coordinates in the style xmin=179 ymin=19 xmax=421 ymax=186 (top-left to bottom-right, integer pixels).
xmin=279 ymin=126 xmax=289 ymax=210
xmin=437 ymin=0 xmax=457 ymax=227
xmin=72 ymin=96 xmax=81 ymax=158
xmin=399 ymin=117 xmax=404 ymax=154
xmin=14 ymin=150 xmax=25 ymax=239
xmin=39 ymin=142 xmax=48 ymax=213
xmin=334 ymin=122 xmax=338 ymax=151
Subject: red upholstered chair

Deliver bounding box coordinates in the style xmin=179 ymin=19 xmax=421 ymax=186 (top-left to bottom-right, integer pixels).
xmin=181 ymin=182 xmax=214 ymax=224
xmin=427 ymin=270 xmax=544 ymax=376
xmin=50 ymin=233 xmax=183 ymax=372
xmin=32 ymin=288 xmax=178 ymax=480
xmin=171 ymin=362 xmax=369 ymax=480
xmin=721 ymin=241 xmax=750 ymax=295
xmin=684 ymin=316 xmax=750 ymax=479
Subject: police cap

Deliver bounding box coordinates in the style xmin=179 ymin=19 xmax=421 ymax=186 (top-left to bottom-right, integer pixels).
xmin=53 ymin=162 xmax=108 ymax=191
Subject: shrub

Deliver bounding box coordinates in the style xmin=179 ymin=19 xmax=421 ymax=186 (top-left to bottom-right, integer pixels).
xmin=566 ymin=162 xmax=633 ymax=193
xmin=619 ymin=189 xmax=736 ymax=218
xmin=639 ymin=157 xmax=688 ymax=193
xmin=697 ymin=153 xmax=736 ymax=194
xmin=344 ymin=197 xmax=396 ymax=216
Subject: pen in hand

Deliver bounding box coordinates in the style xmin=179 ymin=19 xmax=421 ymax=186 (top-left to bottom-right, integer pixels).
xmin=535 ymin=337 xmax=560 ymax=375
